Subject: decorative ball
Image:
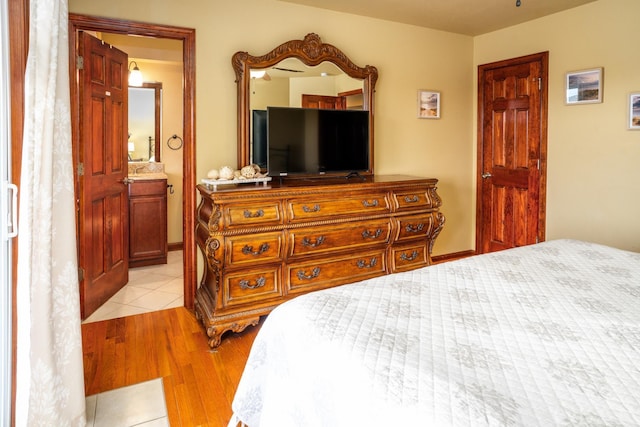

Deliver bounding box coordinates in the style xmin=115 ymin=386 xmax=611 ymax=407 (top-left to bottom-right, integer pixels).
xmin=219 ymin=166 xmax=235 ymax=180
xmin=207 ymin=169 xmax=219 ymax=179
xmin=240 ymin=165 xmax=257 ymax=178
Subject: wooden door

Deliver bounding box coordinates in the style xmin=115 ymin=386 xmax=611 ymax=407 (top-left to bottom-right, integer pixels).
xmin=77 ymin=32 xmax=129 ymax=318
xmin=476 ymin=52 xmax=548 ymax=253
xmin=302 ymin=94 xmax=345 ymax=110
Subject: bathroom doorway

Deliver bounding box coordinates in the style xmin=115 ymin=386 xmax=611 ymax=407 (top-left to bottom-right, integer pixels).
xmin=69 ymin=14 xmax=196 ymax=319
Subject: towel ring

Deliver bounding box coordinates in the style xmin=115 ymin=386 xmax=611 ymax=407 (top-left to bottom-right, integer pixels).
xmin=167 ymin=134 xmax=183 ymax=150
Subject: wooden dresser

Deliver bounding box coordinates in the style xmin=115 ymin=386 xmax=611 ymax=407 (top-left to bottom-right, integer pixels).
xmin=194 ymin=175 xmax=445 ymax=347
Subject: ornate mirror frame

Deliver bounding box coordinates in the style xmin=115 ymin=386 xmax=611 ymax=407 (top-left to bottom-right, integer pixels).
xmin=232 ymin=33 xmax=378 ymax=174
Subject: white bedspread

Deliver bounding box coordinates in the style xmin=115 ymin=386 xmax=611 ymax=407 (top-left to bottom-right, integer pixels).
xmin=230 ymin=240 xmax=640 ymax=426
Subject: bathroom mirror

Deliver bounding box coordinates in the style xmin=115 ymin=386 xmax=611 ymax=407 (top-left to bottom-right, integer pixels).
xmin=128 ymin=82 xmax=162 ymax=162
xmin=233 ymin=33 xmax=378 ymax=173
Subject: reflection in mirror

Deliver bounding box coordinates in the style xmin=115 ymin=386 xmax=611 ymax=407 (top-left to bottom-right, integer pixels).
xmin=233 ymin=33 xmax=378 ymax=175
xmin=128 ymin=82 xmax=162 ymax=162
xmin=249 ymin=59 xmax=365 ymax=168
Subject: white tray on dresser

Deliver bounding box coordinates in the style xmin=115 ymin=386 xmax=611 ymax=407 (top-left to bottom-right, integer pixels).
xmin=201 ymin=176 xmax=272 ymax=191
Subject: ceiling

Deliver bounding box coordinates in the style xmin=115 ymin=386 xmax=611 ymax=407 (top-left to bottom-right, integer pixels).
xmin=279 ymin=0 xmax=597 ymax=36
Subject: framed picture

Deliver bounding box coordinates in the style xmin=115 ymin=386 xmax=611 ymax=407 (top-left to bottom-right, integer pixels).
xmin=417 ymin=90 xmax=440 ymax=119
xmin=565 ymin=68 xmax=603 ymax=105
xmin=629 ymin=92 xmax=640 ymax=129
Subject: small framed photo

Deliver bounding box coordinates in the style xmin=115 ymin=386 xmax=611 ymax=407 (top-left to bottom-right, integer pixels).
xmin=566 ymin=68 xmax=603 ymax=105
xmin=629 ymin=93 xmax=640 ymax=129
xmin=417 ymin=90 xmax=440 ymax=119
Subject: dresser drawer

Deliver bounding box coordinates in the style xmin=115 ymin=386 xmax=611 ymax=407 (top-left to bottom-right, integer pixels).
xmin=394 ymin=213 xmax=436 ymax=242
xmin=389 ymin=242 xmax=429 ymax=272
xmin=223 ymin=266 xmax=282 ymax=307
xmin=287 ymin=192 xmax=390 ymax=221
xmin=392 ymin=189 xmax=435 ymax=211
xmin=288 ymin=219 xmax=391 ymax=257
xmin=225 ymin=232 xmax=284 ymax=265
xmin=287 ymin=249 xmax=386 ymax=294
xmin=224 ymin=202 xmax=283 ymax=227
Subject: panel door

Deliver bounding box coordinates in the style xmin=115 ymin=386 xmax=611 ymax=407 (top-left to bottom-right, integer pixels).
xmin=477 ymin=52 xmax=548 ymax=253
xmin=78 ymin=31 xmax=129 ymax=318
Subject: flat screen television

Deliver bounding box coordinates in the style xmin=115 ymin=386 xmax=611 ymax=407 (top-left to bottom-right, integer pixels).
xmin=266 ymin=106 xmax=369 ymax=177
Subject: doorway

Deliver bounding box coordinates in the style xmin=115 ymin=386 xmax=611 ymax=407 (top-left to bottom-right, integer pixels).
xmin=476 ymin=52 xmax=548 ymax=253
xmin=69 ymin=14 xmax=196 ymax=317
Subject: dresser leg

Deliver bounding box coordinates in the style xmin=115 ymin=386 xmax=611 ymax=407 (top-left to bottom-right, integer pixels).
xmin=194 ymin=286 xmax=261 ymax=348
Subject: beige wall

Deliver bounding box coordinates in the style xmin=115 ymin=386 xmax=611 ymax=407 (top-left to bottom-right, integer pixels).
xmin=69 ymin=0 xmax=475 ymax=256
xmin=100 ymin=35 xmax=185 ymax=245
xmin=134 ymin=60 xmax=185 ymax=245
xmin=474 ymin=0 xmax=640 ymax=252
xmin=73 ymin=0 xmax=640 ymax=255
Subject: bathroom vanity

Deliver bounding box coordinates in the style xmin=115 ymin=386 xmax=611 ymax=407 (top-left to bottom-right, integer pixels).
xmin=128 ymin=163 xmax=168 ymax=267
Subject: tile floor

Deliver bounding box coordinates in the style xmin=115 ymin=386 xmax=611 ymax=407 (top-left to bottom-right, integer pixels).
xmin=86 ymin=378 xmax=169 ymax=427
xmin=83 ymin=250 xmax=184 ymax=324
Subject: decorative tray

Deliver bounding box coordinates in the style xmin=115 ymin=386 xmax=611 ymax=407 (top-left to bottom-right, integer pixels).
xmin=201 ymin=176 xmax=272 ymax=191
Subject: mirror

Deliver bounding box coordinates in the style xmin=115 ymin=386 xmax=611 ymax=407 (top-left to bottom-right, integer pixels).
xmin=128 ymin=82 xmax=162 ymax=162
xmin=233 ymin=33 xmax=378 ymax=175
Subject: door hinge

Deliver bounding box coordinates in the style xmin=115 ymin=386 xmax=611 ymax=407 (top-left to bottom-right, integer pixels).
xmin=77 ymin=163 xmax=84 ymax=176
xmin=76 ymin=56 xmax=84 ymax=70
xmin=537 ymin=158 xmax=540 ymax=169
xmin=538 ymin=78 xmax=541 ymax=90
xmin=78 ymin=267 xmax=84 ymax=281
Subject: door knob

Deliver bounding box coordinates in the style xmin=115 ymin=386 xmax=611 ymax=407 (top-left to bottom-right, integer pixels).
xmin=122 ymin=177 xmax=134 ymax=185
xmin=481 ymin=172 xmax=492 ymax=179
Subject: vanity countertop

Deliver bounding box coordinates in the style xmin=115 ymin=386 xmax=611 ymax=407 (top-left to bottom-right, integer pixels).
xmin=128 ymin=172 xmax=168 ymax=181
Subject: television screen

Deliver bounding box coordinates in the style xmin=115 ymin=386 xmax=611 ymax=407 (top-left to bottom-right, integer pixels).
xmin=266 ymin=106 xmax=369 ymax=176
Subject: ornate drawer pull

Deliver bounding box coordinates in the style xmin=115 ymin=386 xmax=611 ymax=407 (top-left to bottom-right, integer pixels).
xmin=400 ymin=250 xmax=419 ymax=261
xmin=297 ymin=267 xmax=321 ymax=280
xmin=356 ymin=257 xmax=378 ymax=269
xmin=404 ymin=195 xmax=419 ymax=203
xmin=239 ymin=276 xmax=266 ymax=290
xmin=405 ymin=223 xmax=425 ymax=233
xmin=362 ymin=199 xmax=379 ymax=207
xmin=302 ymin=236 xmax=325 ymax=248
xmin=241 ymin=243 xmax=270 ymax=256
xmin=302 ymin=204 xmax=320 ymax=213
xmin=362 ymin=229 xmax=382 ymax=239
xmin=243 ymin=209 xmax=264 ymax=218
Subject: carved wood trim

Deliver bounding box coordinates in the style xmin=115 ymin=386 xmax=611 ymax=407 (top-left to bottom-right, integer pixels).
xmin=233 ymin=33 xmax=378 ymax=173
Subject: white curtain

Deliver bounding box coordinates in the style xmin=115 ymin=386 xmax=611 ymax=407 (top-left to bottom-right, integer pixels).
xmin=15 ymin=0 xmax=86 ymax=425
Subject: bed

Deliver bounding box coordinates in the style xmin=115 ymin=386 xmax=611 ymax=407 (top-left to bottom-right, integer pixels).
xmin=229 ymin=239 xmax=640 ymax=426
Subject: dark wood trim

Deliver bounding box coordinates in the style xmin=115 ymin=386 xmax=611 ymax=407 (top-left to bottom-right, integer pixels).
xmin=168 ymin=242 xmax=183 ymax=252
xmin=9 ymin=0 xmax=28 ymax=423
xmin=338 ymin=88 xmax=363 ymax=97
xmin=475 ymin=51 xmax=548 ymax=253
xmin=68 ymin=14 xmax=197 ymax=310
xmin=431 ymin=250 xmax=476 ymax=265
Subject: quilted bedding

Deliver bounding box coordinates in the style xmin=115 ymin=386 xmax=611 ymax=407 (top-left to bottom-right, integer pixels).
xmin=229 ymin=240 xmax=640 ymax=426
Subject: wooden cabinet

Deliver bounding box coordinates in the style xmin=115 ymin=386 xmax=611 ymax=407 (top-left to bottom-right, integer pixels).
xmin=128 ymin=178 xmax=168 ymax=268
xmin=194 ymin=175 xmax=445 ymax=348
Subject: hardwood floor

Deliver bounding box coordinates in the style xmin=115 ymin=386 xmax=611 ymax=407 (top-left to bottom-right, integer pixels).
xmin=82 ymin=307 xmax=260 ymax=426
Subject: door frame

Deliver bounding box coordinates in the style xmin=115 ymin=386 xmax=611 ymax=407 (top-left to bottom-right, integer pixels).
xmin=69 ymin=14 xmax=197 ymax=309
xmin=475 ymin=52 xmax=548 ymax=252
